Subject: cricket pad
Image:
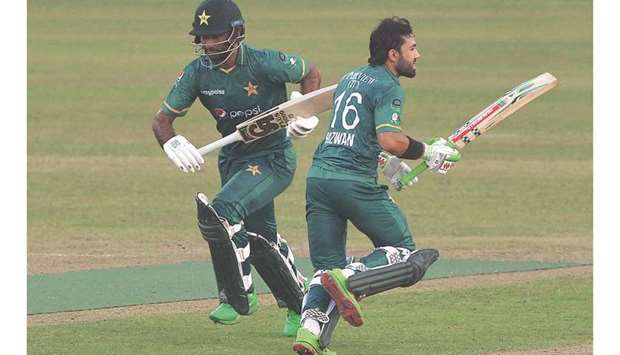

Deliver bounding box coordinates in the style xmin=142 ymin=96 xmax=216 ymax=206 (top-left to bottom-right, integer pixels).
xmin=249 ymin=233 xmax=305 ymax=313
xmin=196 ymin=193 xmax=250 ymax=315
xmin=348 ymin=248 xmax=439 ymax=299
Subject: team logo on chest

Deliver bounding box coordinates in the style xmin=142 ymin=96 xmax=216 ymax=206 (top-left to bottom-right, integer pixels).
xmin=244 ymin=81 xmax=258 ymax=96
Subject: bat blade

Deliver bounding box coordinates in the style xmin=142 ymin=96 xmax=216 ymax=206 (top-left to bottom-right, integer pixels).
xmin=397 ymin=72 xmax=558 ymax=188
xmin=449 ymin=72 xmax=557 ymax=149
xmin=197 ymin=84 xmax=336 ymax=156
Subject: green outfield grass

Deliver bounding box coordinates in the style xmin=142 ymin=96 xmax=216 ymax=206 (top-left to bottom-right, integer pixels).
xmin=28 ymin=0 xmax=592 ymax=247
xmin=28 ymin=275 xmax=592 ymax=354
xmin=28 ymin=0 xmax=592 ymax=353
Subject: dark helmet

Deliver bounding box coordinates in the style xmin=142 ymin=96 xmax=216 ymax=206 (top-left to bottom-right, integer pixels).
xmin=189 ymin=0 xmax=244 ymax=37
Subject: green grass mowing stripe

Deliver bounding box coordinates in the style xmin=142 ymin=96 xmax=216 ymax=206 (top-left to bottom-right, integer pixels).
xmin=27 ymin=258 xmax=581 ymax=314
xmin=28 ymin=275 xmax=592 ymax=355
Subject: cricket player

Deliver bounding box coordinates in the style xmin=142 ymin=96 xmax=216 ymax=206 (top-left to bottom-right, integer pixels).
xmin=151 ymin=0 xmax=322 ymax=337
xmin=292 ymin=17 xmax=460 ymax=354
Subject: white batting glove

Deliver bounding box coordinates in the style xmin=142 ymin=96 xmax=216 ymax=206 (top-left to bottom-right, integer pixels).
xmin=423 ymin=137 xmax=461 ymax=174
xmin=163 ymin=135 xmax=204 ymax=173
xmin=378 ymin=151 xmax=418 ymax=189
xmin=287 ymin=91 xmax=319 ymax=139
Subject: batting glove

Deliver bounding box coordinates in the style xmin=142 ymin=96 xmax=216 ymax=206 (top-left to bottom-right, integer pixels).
xmin=163 ymin=135 xmax=204 ymax=173
xmin=423 ymin=137 xmax=461 ymax=174
xmin=378 ymin=151 xmax=418 ymax=189
xmin=287 ymin=91 xmax=319 ymax=139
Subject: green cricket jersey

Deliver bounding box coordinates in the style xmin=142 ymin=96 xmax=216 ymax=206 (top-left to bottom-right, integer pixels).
xmin=309 ymin=65 xmax=404 ymax=181
xmin=160 ymin=43 xmax=309 ymax=158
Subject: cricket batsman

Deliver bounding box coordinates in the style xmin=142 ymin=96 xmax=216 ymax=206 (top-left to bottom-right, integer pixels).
xmin=292 ymin=17 xmax=461 ymax=354
xmin=151 ymin=0 xmax=322 ymax=336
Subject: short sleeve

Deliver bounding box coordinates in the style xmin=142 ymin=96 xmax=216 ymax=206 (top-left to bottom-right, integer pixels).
xmin=260 ymin=49 xmax=308 ymax=84
xmin=159 ymin=63 xmax=200 ymax=118
xmin=374 ymin=85 xmax=404 ymax=133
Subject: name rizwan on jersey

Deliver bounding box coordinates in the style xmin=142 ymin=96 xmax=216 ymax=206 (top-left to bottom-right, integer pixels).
xmin=324 ymin=131 xmax=355 ymax=147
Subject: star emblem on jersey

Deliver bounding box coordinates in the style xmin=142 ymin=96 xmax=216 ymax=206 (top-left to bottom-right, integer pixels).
xmin=198 ymin=10 xmax=210 ymax=25
xmin=246 ymin=164 xmax=261 ymax=176
xmin=244 ymin=82 xmax=258 ymax=96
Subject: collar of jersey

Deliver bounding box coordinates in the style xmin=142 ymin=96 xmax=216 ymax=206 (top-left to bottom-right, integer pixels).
xmin=381 ymin=65 xmax=401 ymax=85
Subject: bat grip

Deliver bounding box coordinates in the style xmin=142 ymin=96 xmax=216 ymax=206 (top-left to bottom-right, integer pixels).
xmin=397 ymin=161 xmax=429 ymax=190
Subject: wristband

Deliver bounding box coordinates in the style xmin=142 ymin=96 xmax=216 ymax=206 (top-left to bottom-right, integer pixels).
xmin=399 ymin=136 xmax=425 ymax=160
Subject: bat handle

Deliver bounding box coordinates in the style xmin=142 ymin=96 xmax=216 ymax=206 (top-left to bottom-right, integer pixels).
xmin=197 ymin=131 xmax=242 ymax=156
xmin=397 ymin=161 xmax=429 ymax=190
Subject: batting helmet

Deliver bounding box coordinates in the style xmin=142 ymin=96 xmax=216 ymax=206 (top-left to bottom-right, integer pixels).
xmin=189 ymin=0 xmax=244 ymax=37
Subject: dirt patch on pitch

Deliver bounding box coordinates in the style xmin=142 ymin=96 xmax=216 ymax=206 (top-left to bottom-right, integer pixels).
xmin=490 ymin=344 xmax=592 ymax=354
xmin=27 ymin=234 xmax=592 ymax=275
xmin=27 ymin=239 xmax=214 ymax=275
xmin=28 ymin=265 xmax=591 ymax=326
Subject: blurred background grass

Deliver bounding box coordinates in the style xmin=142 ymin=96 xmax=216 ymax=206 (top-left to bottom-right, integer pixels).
xmin=28 ymin=0 xmax=591 ymax=258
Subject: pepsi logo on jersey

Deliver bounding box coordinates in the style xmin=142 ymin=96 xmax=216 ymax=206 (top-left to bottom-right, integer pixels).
xmin=212 ymin=105 xmax=263 ymax=120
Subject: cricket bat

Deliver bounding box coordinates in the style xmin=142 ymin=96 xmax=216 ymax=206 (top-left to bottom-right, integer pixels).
xmin=198 ymin=84 xmax=337 ymax=156
xmin=397 ymin=72 xmax=558 ymax=189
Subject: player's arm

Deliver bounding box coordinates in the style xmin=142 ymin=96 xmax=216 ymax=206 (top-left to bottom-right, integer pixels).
xmin=378 ymin=132 xmax=460 ymax=175
xmin=152 ymin=110 xmax=177 ymax=147
xmin=262 ymin=49 xmax=322 ymax=138
xmin=299 ymin=63 xmax=321 ymax=94
xmin=374 ymin=87 xmax=459 ymax=188
xmin=152 ymin=109 xmax=204 ymax=173
xmin=288 ymin=62 xmax=322 ymax=138
xmin=153 ymin=66 xmax=204 ymax=173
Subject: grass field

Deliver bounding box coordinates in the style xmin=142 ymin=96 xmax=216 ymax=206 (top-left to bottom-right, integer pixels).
xmin=28 ymin=0 xmax=592 ymax=354
xmin=29 ymin=275 xmax=592 ymax=355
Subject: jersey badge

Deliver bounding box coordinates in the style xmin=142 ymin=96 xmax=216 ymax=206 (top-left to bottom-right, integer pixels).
xmin=391 ymin=98 xmax=401 ymax=110
xmin=246 ymin=164 xmax=261 ymax=176
xmin=174 ymin=71 xmax=184 ymax=87
xmin=198 ymin=10 xmax=210 ymax=25
xmin=244 ymin=81 xmax=259 ymax=96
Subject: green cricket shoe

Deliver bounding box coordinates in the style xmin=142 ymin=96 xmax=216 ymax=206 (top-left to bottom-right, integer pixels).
xmin=321 ymin=269 xmax=363 ymax=327
xmin=283 ymin=309 xmax=301 ymax=337
xmin=292 ymin=328 xmax=337 ymax=355
xmin=209 ymin=292 xmax=259 ymax=325
xmin=284 ymin=278 xmax=310 ymax=337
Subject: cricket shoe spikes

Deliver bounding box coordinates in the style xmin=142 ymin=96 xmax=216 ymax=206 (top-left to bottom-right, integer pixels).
xmin=293 ymin=328 xmax=337 ymax=355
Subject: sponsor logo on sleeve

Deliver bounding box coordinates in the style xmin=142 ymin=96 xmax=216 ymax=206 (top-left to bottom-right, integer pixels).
xmin=174 ymin=71 xmax=185 ymax=87
xmin=391 ymin=98 xmax=402 ymax=110
xmin=391 ymin=112 xmax=400 ymax=121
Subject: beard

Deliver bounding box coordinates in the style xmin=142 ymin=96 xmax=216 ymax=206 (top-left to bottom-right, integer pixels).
xmin=396 ymin=57 xmax=416 ymax=78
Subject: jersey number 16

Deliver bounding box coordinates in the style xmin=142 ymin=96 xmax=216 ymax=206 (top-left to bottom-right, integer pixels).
xmin=331 ymin=91 xmax=362 ymax=130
